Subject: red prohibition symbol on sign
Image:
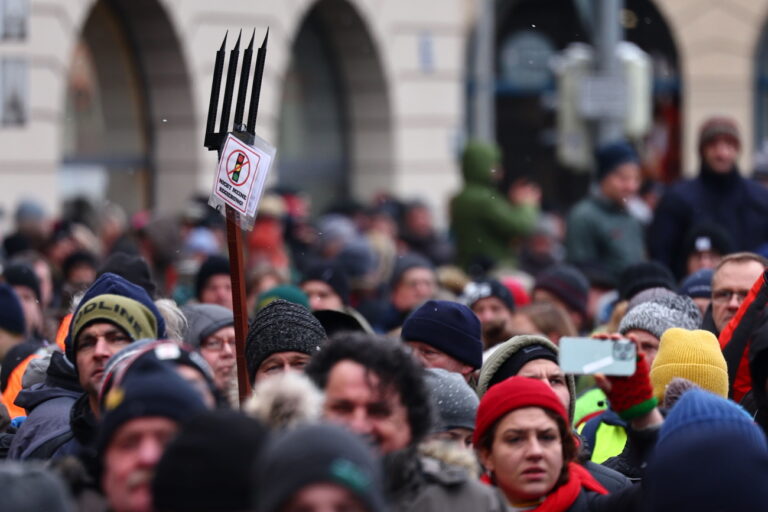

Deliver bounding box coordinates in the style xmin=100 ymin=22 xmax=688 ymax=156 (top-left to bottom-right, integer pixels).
xmin=226 ymin=150 xmax=251 ymax=186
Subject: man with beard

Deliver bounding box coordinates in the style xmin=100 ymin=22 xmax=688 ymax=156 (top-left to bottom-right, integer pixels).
xmin=306 ymin=333 xmax=504 ymax=512
xmin=99 ymin=354 xmax=208 ymax=512
xmin=461 ymin=279 xmax=516 ymax=350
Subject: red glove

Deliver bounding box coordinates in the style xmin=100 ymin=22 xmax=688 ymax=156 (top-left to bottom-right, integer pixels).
xmin=603 ymin=352 xmax=658 ymax=421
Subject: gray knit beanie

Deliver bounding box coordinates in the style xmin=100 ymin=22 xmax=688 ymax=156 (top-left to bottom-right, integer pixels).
xmin=423 ymin=368 xmax=479 ymax=432
xmin=245 ymin=300 xmax=327 ymax=381
xmin=477 ymin=334 xmax=576 ymax=421
xmin=182 ymin=303 xmax=234 ymax=349
xmin=627 ymin=286 xmax=678 ymax=312
xmin=619 ymin=294 xmax=702 ymax=339
xmin=0 ymin=461 xmax=75 ymax=512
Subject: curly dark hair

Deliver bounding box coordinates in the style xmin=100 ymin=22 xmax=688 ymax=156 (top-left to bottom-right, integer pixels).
xmin=305 ymin=332 xmax=432 ymax=445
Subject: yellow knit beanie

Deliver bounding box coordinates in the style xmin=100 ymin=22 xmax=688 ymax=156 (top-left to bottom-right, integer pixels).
xmin=650 ymin=328 xmax=728 ymax=401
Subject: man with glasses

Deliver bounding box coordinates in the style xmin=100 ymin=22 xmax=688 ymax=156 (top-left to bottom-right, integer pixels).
xmin=711 ymin=253 xmax=768 ymax=403
xmin=9 ymin=273 xmax=165 ymax=460
xmin=710 ymin=253 xmax=768 ymax=335
xmin=181 ymin=303 xmax=235 ymax=393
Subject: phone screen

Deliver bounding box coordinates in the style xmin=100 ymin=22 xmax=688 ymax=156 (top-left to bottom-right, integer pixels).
xmin=558 ymin=337 xmax=637 ymax=376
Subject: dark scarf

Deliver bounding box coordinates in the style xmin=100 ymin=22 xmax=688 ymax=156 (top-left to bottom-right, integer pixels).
xmin=698 ymin=162 xmax=741 ymax=190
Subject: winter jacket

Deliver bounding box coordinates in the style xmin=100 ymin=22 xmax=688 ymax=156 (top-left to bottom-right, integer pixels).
xmin=745 ymin=308 xmax=768 ymax=436
xmin=450 ymin=141 xmax=538 ymax=270
xmin=649 ymin=164 xmax=768 ymax=278
xmin=7 ymin=351 xmax=83 ymax=460
xmin=490 ymin=463 xmax=641 ymax=512
xmin=384 ymin=447 xmax=505 ymax=512
xmin=578 ymin=409 xmax=627 ymax=464
xmin=564 ymin=486 xmax=642 ymax=512
xmin=718 ymin=268 xmax=768 ymax=402
xmin=565 ymin=193 xmax=645 ymax=280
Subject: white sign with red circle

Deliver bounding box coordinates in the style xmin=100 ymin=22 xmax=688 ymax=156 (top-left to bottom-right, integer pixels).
xmin=211 ymin=134 xmax=273 ymax=216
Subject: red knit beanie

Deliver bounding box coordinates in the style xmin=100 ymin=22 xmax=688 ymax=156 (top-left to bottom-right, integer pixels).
xmin=473 ymin=376 xmax=568 ymax=446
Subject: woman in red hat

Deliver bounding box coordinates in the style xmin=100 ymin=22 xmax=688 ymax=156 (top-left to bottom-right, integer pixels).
xmin=474 ymin=374 xmax=651 ymax=511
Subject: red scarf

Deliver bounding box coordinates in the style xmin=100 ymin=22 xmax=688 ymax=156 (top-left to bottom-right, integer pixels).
xmin=482 ymin=462 xmax=608 ymax=512
xmin=530 ymin=463 xmax=608 ymax=512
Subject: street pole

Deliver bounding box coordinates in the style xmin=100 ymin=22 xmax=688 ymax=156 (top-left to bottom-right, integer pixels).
xmin=594 ymin=0 xmax=624 ymax=145
xmin=471 ymin=0 xmax=495 ymax=143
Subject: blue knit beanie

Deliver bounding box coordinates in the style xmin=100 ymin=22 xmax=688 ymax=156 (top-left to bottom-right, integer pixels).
xmin=678 ymin=268 xmax=714 ymax=299
xmin=595 ymin=140 xmax=639 ymax=182
xmin=401 ymin=300 xmax=483 ymax=369
xmin=645 ymin=389 xmax=768 ymax=511
xmin=0 ymin=284 xmax=25 ymax=335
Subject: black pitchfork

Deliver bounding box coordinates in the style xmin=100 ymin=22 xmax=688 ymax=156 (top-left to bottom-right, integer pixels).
xmin=204 ymin=28 xmax=268 ymax=404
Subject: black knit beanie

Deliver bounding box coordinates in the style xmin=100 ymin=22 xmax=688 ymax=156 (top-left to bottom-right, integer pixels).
xmin=153 ymin=410 xmax=269 ymax=512
xmin=245 ymin=299 xmax=327 ymax=381
xmin=195 ymin=255 xmax=230 ymax=300
xmin=98 ymin=252 xmax=157 ymax=298
xmin=390 ymin=253 xmax=434 ymax=288
xmin=595 ymin=140 xmax=639 ymax=182
xmin=255 ymin=423 xmax=385 ymax=512
xmin=487 ymin=343 xmax=559 ymax=390
xmin=618 ymin=261 xmax=675 ymax=301
xmin=301 ymin=263 xmax=350 ymax=305
xmin=533 ymin=264 xmax=589 ymax=317
xmin=3 ymin=263 xmax=41 ymax=303
xmin=0 ymin=283 xmax=25 ymax=335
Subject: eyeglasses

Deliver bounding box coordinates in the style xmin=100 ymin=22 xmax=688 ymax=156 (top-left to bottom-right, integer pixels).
xmin=712 ymin=289 xmax=749 ymax=304
xmin=201 ymin=337 xmax=237 ymax=351
xmin=77 ymin=331 xmax=132 ymax=352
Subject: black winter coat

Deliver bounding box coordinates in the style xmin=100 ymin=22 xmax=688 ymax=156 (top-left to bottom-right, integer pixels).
xmin=649 ymin=165 xmax=768 ymax=278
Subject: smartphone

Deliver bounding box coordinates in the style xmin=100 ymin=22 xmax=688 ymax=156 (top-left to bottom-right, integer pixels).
xmin=558 ymin=337 xmax=637 ymax=376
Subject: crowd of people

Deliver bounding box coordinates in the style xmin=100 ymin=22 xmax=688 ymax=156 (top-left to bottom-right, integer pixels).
xmin=0 ymin=114 xmax=767 ymax=511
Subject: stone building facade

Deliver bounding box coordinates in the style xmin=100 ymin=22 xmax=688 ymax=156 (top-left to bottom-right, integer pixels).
xmin=0 ymin=0 xmax=767 ymax=226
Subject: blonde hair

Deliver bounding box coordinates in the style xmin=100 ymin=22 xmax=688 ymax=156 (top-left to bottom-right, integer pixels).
xmin=154 ymin=298 xmax=187 ymax=342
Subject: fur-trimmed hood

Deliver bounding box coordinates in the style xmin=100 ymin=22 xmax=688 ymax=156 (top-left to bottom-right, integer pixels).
xmin=243 ymin=372 xmax=323 ymax=431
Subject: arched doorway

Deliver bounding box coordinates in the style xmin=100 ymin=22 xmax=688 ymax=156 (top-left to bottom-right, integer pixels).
xmin=484 ymin=0 xmax=681 ymax=210
xmin=278 ymin=0 xmax=393 ymax=214
xmin=60 ymin=0 xmax=196 ymax=215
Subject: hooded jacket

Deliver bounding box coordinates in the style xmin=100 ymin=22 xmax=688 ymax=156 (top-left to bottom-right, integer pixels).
xmin=450 ymin=141 xmax=538 ymax=270
xmin=565 ymin=192 xmax=645 ymax=281
xmin=7 ymin=351 xmax=82 ymax=460
xmin=383 ymin=446 xmax=506 ymax=512
xmin=10 ymin=274 xmax=166 ymax=462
